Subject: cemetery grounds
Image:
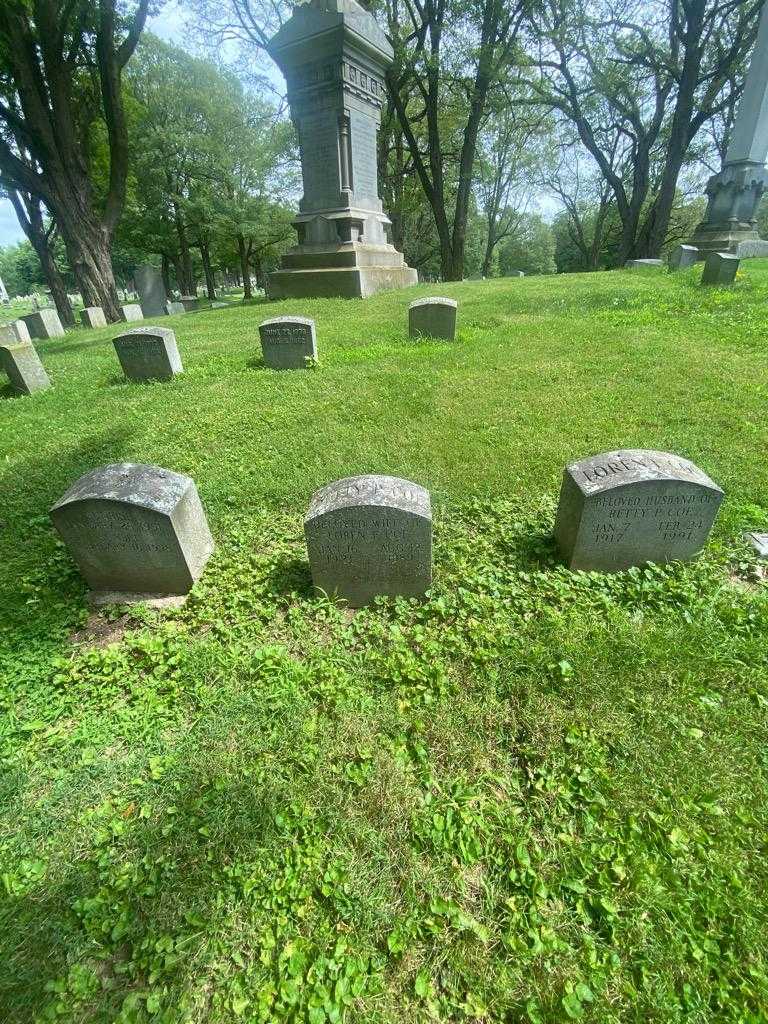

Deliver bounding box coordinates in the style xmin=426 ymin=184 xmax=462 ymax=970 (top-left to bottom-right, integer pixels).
xmin=1 ymin=265 xmax=767 ymax=1022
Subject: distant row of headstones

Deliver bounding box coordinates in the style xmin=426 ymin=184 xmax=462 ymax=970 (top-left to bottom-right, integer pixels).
xmin=47 ymin=450 xmax=729 ymax=610
xmin=0 ymin=297 xmax=464 ymax=395
xmin=626 ymin=244 xmax=755 ymax=285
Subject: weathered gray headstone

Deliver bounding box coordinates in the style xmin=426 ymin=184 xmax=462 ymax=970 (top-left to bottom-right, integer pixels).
xmin=22 ymin=308 xmax=65 ymax=339
xmin=120 ymin=304 xmax=143 ymax=322
xmin=735 ymin=239 xmax=768 ymax=259
xmin=409 ymin=297 xmax=458 ymax=340
xmin=701 ymin=252 xmax=740 ymax=286
xmin=744 ymin=532 xmax=768 ymax=558
xmin=0 ymin=341 xmax=50 ymax=395
xmin=113 ymin=326 xmax=183 ymax=382
xmin=180 ymin=296 xmax=201 ymax=312
xmin=258 ymin=316 xmax=317 ymax=369
xmin=135 ymin=264 xmax=167 ymax=318
xmin=624 ymin=259 xmax=663 ymax=270
xmin=80 ymin=306 xmax=107 ymax=328
xmin=555 ymin=449 xmax=723 ymax=572
xmin=305 ymin=474 xmax=432 ymax=607
xmin=669 ymin=245 xmax=698 ymax=270
xmin=166 ymin=301 xmax=185 ymax=315
xmin=0 ymin=319 xmax=31 ymax=344
xmin=50 ymin=463 xmax=214 ymax=602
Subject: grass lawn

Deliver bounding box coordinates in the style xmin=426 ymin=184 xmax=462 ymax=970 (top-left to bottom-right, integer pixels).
xmin=1 ymin=264 xmax=767 ymax=1023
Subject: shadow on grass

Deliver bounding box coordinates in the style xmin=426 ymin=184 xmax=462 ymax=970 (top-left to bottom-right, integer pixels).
xmin=263 ymin=553 xmax=314 ymax=598
xmin=38 ymin=334 xmax=112 ymax=357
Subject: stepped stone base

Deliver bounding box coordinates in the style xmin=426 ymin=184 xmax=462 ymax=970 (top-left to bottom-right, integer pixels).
xmin=267 ymin=242 xmax=418 ymax=299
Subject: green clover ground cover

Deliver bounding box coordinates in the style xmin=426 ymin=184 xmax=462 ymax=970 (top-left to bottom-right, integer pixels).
xmin=1 ymin=265 xmax=767 ymax=1022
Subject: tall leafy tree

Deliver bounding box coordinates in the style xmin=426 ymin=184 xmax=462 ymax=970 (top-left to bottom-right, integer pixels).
xmin=0 ymin=0 xmax=149 ymax=320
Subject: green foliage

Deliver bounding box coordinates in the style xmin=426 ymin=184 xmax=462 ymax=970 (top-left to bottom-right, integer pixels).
xmin=498 ymin=214 xmax=556 ymax=276
xmin=2 ymin=268 xmax=768 ymax=1020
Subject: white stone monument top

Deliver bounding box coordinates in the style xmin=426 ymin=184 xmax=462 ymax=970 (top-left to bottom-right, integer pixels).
xmin=726 ymin=3 xmax=768 ymax=165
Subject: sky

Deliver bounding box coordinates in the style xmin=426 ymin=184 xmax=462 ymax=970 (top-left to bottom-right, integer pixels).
xmin=0 ymin=2 xmax=189 ymax=248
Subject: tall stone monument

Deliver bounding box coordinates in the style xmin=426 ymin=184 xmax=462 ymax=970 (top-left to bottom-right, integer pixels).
xmin=266 ymin=0 xmax=418 ymax=299
xmin=689 ymin=4 xmax=768 ymax=258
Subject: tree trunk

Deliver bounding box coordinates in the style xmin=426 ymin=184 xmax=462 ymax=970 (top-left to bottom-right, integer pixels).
xmin=56 ymin=213 xmax=122 ymax=321
xmin=38 ymin=245 xmax=74 ymax=327
xmin=6 ymin=189 xmax=75 ymax=327
xmin=173 ymin=203 xmax=195 ymax=295
xmin=237 ymin=234 xmax=252 ymax=300
xmin=199 ymin=242 xmax=217 ymax=300
xmin=161 ymin=254 xmax=171 ymax=296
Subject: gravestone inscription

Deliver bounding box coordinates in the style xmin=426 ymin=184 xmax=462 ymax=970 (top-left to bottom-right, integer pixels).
xmin=81 ymin=306 xmax=107 ymax=328
xmin=555 ymin=449 xmax=723 ymax=572
xmin=120 ymin=304 xmax=143 ymax=322
xmin=409 ymin=297 xmax=458 ymax=340
xmin=701 ymin=252 xmax=739 ymax=286
xmin=259 ymin=316 xmax=317 ymax=369
xmin=0 ymin=341 xmax=50 ymax=395
xmin=22 ymin=308 xmax=65 ymax=339
xmin=305 ymin=474 xmax=432 ymax=607
xmin=669 ymin=245 xmax=698 ymax=270
xmin=113 ymin=326 xmax=183 ymax=382
xmin=50 ymin=463 xmax=215 ymax=601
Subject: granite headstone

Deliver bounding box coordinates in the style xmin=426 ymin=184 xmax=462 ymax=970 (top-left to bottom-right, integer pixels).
xmin=0 ymin=319 xmax=32 ymax=344
xmin=113 ymin=326 xmax=183 ymax=382
xmin=135 ymin=264 xmax=167 ymax=318
xmin=259 ymin=316 xmax=317 ymax=369
xmin=120 ymin=304 xmax=143 ymax=322
xmin=180 ymin=296 xmax=201 ymax=312
xmin=555 ymin=449 xmax=723 ymax=572
xmin=701 ymin=252 xmax=740 ymax=286
xmin=0 ymin=341 xmax=50 ymax=395
xmin=409 ymin=297 xmax=458 ymax=340
xmin=50 ymin=463 xmax=215 ymax=601
xmin=305 ymin=474 xmax=432 ymax=607
xmin=81 ymin=306 xmax=107 ymax=328
xmin=22 ymin=308 xmax=65 ymax=339
xmin=669 ymin=245 xmax=698 ymax=270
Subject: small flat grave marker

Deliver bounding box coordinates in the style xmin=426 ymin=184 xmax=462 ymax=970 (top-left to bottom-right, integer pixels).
xmin=22 ymin=308 xmax=65 ymax=339
xmin=81 ymin=306 xmax=107 ymax=328
xmin=701 ymin=252 xmax=739 ymax=286
xmin=669 ymin=245 xmax=698 ymax=270
xmin=409 ymin=297 xmax=458 ymax=340
xmin=113 ymin=326 xmax=183 ymax=382
xmin=305 ymin=474 xmax=432 ymax=607
xmin=0 ymin=341 xmax=50 ymax=395
xmin=555 ymin=449 xmax=723 ymax=572
xmin=120 ymin=304 xmax=143 ymax=322
xmin=259 ymin=316 xmax=317 ymax=369
xmin=50 ymin=462 xmax=215 ymax=603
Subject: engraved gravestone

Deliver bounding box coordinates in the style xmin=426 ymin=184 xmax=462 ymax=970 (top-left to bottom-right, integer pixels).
xmin=135 ymin=264 xmax=167 ymax=317
xmin=0 ymin=341 xmax=50 ymax=395
xmin=409 ymin=297 xmax=457 ymax=340
xmin=669 ymin=245 xmax=699 ymax=270
xmin=120 ymin=304 xmax=143 ymax=322
xmin=259 ymin=316 xmax=317 ymax=368
xmin=555 ymin=450 xmax=723 ymax=572
xmin=22 ymin=308 xmax=65 ymax=339
xmin=81 ymin=306 xmax=107 ymax=328
xmin=113 ymin=326 xmax=183 ymax=382
xmin=0 ymin=319 xmax=32 ymax=344
xmin=305 ymin=474 xmax=432 ymax=607
xmin=50 ymin=463 xmax=214 ymax=601
xmin=701 ymin=252 xmax=739 ymax=286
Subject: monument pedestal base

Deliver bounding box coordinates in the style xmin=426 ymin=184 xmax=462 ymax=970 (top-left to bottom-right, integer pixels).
xmin=268 ymin=241 xmax=417 ymax=299
xmin=688 ymin=160 xmax=768 ymax=259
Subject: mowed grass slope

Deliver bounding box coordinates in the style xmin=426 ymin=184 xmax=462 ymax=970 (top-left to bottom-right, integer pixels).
xmin=1 ymin=266 xmax=767 ymax=1023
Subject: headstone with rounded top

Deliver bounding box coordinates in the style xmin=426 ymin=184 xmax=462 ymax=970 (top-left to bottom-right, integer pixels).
xmin=409 ymin=297 xmax=457 ymax=340
xmin=120 ymin=304 xmax=143 ymax=322
xmin=701 ymin=252 xmax=739 ymax=286
xmin=669 ymin=245 xmax=699 ymax=270
xmin=555 ymin=449 xmax=723 ymax=572
xmin=305 ymin=474 xmax=432 ymax=607
xmin=50 ymin=463 xmax=215 ymax=605
xmin=113 ymin=326 xmax=183 ymax=382
xmin=259 ymin=316 xmax=317 ymax=369
xmin=0 ymin=341 xmax=50 ymax=395
xmin=81 ymin=306 xmax=107 ymax=328
xmin=22 ymin=308 xmax=65 ymax=339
